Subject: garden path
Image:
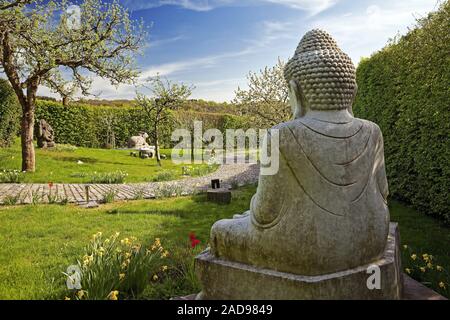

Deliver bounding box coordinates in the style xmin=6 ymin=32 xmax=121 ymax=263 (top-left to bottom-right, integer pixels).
xmin=0 ymin=164 xmax=259 ymax=204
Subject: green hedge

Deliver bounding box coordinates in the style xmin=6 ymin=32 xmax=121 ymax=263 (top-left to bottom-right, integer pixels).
xmin=35 ymin=101 xmax=150 ymax=148
xmin=35 ymin=101 xmax=252 ymax=149
xmin=353 ymin=1 xmax=450 ymax=223
xmin=0 ymin=79 xmax=20 ymax=147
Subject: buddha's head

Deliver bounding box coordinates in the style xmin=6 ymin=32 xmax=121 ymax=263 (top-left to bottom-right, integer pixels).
xmin=284 ymin=29 xmax=357 ymax=118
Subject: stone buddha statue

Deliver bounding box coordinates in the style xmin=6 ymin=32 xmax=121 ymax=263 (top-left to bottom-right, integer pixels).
xmin=196 ymin=29 xmax=402 ymax=299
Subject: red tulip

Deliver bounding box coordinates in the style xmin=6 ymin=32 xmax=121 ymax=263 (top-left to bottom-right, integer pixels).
xmin=48 ymin=182 xmax=54 ymax=188
xmin=189 ymin=232 xmax=200 ymax=248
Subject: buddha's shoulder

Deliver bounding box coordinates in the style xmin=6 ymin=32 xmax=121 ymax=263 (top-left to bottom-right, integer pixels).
xmin=269 ymin=117 xmax=383 ymax=138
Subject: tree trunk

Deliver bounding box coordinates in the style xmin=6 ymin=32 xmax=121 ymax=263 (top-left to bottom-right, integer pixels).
xmin=20 ymin=101 xmax=36 ymax=172
xmin=154 ymin=123 xmax=161 ymax=166
xmin=21 ymin=82 xmax=38 ymax=172
xmin=191 ymin=130 xmax=195 ymax=163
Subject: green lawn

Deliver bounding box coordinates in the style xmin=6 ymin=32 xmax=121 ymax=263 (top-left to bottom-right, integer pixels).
xmin=0 ymin=186 xmax=448 ymax=299
xmin=0 ymin=140 xmax=213 ymax=183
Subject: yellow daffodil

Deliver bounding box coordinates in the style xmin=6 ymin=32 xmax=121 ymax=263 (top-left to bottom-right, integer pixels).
xmin=420 ymin=267 xmax=426 ymax=273
xmin=438 ymin=282 xmax=446 ymax=289
xmin=83 ymin=254 xmax=94 ymax=266
xmin=161 ymin=250 xmax=169 ymax=258
xmin=93 ymin=232 xmax=102 ymax=239
xmin=152 ymin=274 xmax=158 ymax=281
xmin=119 ymin=273 xmax=126 ymax=281
xmin=405 ymin=268 xmax=411 ymax=274
xmin=162 ymin=265 xmax=168 ymax=272
xmin=403 ymin=245 xmax=408 ymax=249
xmin=436 ymin=265 xmax=443 ymax=272
xmin=77 ymin=290 xmax=85 ymax=299
xmin=427 ymin=262 xmax=433 ymax=269
xmin=422 ymin=254 xmax=429 ymax=262
xmin=108 ymin=290 xmax=119 ymax=300
xmin=411 ymin=254 xmax=417 ymax=260
xmin=64 ymin=297 xmax=71 ymax=300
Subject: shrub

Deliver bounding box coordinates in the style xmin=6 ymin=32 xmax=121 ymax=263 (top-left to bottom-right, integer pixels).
xmin=48 ymin=144 xmax=78 ymax=152
xmin=0 ymin=79 xmax=20 ymax=148
xmin=151 ymin=170 xmax=177 ymax=182
xmin=102 ymin=188 xmax=118 ymax=204
xmin=153 ymin=184 xmax=185 ymax=199
xmin=353 ymin=2 xmax=450 ymax=223
xmin=0 ymin=170 xmax=24 ymax=183
xmin=89 ymin=171 xmax=128 ymax=184
xmin=182 ymin=164 xmax=219 ymax=177
xmin=131 ymin=186 xmax=146 ymax=200
xmin=64 ymin=232 xmax=169 ymax=300
xmin=3 ymin=195 xmax=21 ymax=206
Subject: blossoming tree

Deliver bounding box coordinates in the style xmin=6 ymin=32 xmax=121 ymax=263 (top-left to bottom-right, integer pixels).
xmin=0 ymin=0 xmax=147 ymax=172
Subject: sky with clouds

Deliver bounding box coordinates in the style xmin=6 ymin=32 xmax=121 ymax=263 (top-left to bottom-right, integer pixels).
xmin=39 ymin=0 xmax=442 ymax=102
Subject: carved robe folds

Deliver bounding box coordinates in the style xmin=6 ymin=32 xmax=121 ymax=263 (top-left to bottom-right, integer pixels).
xmin=210 ymin=118 xmax=390 ymax=276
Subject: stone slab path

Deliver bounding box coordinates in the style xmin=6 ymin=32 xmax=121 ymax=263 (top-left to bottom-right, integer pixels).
xmin=0 ymin=164 xmax=259 ymax=205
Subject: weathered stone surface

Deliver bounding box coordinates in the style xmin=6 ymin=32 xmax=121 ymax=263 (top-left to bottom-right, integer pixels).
xmin=128 ymin=132 xmax=152 ymax=149
xmin=196 ymin=29 xmax=402 ymax=299
xmin=207 ymin=188 xmax=231 ymax=204
xmin=196 ymin=223 xmax=402 ymax=300
xmin=37 ymin=119 xmax=55 ymax=148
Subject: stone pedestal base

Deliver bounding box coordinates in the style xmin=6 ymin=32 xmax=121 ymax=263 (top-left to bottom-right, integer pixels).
xmin=195 ymin=223 xmax=402 ymax=300
xmin=207 ymin=189 xmax=232 ymax=204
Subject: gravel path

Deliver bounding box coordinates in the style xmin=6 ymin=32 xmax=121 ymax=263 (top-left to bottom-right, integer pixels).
xmin=0 ymin=164 xmax=260 ymax=205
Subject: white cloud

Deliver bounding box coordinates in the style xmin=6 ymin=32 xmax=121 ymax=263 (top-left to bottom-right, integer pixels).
xmin=309 ymin=0 xmax=440 ymax=64
xmin=37 ymin=0 xmax=441 ymax=102
xmin=124 ymin=0 xmax=338 ymax=15
xmin=148 ymin=35 xmax=186 ymax=49
xmin=265 ymin=0 xmax=337 ymax=15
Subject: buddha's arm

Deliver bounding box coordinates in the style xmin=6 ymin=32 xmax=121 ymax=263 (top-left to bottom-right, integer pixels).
xmin=375 ymin=129 xmax=389 ymax=202
xmin=250 ymin=129 xmax=288 ymax=226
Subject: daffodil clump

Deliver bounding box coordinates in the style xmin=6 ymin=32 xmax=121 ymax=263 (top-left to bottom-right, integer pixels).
xmin=0 ymin=169 xmax=24 ymax=183
xmin=65 ymin=232 xmax=170 ymax=300
xmin=402 ymin=244 xmax=448 ymax=296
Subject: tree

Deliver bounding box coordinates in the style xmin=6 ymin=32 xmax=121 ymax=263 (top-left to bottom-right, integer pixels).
xmin=136 ymin=76 xmax=193 ymax=166
xmin=0 ymin=0 xmax=147 ymax=171
xmin=0 ymin=78 xmax=20 ymax=147
xmin=233 ymin=58 xmax=291 ymax=128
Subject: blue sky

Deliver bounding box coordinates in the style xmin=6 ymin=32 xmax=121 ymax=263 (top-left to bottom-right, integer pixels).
xmin=40 ymin=0 xmax=442 ymax=102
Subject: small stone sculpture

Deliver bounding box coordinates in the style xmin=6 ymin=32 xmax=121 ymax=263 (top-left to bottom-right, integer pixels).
xmin=128 ymin=132 xmax=150 ymax=149
xmin=195 ymin=29 xmax=402 ymax=300
xmin=37 ymin=119 xmax=55 ymax=148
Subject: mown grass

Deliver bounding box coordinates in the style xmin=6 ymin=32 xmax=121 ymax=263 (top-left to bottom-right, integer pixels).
xmin=0 ymin=186 xmax=256 ymax=300
xmin=0 ymin=139 xmax=215 ymax=183
xmin=0 ymin=185 xmax=448 ymax=299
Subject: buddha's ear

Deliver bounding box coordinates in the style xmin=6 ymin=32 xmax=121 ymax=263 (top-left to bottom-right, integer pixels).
xmin=289 ymin=80 xmax=306 ymax=119
xmin=348 ymin=83 xmax=358 ymax=116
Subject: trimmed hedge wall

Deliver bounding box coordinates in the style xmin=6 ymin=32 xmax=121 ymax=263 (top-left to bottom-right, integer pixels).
xmin=353 ymin=2 xmax=450 ymax=223
xmin=35 ymin=101 xmax=252 ymax=149
xmin=35 ymin=101 xmax=149 ymax=148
